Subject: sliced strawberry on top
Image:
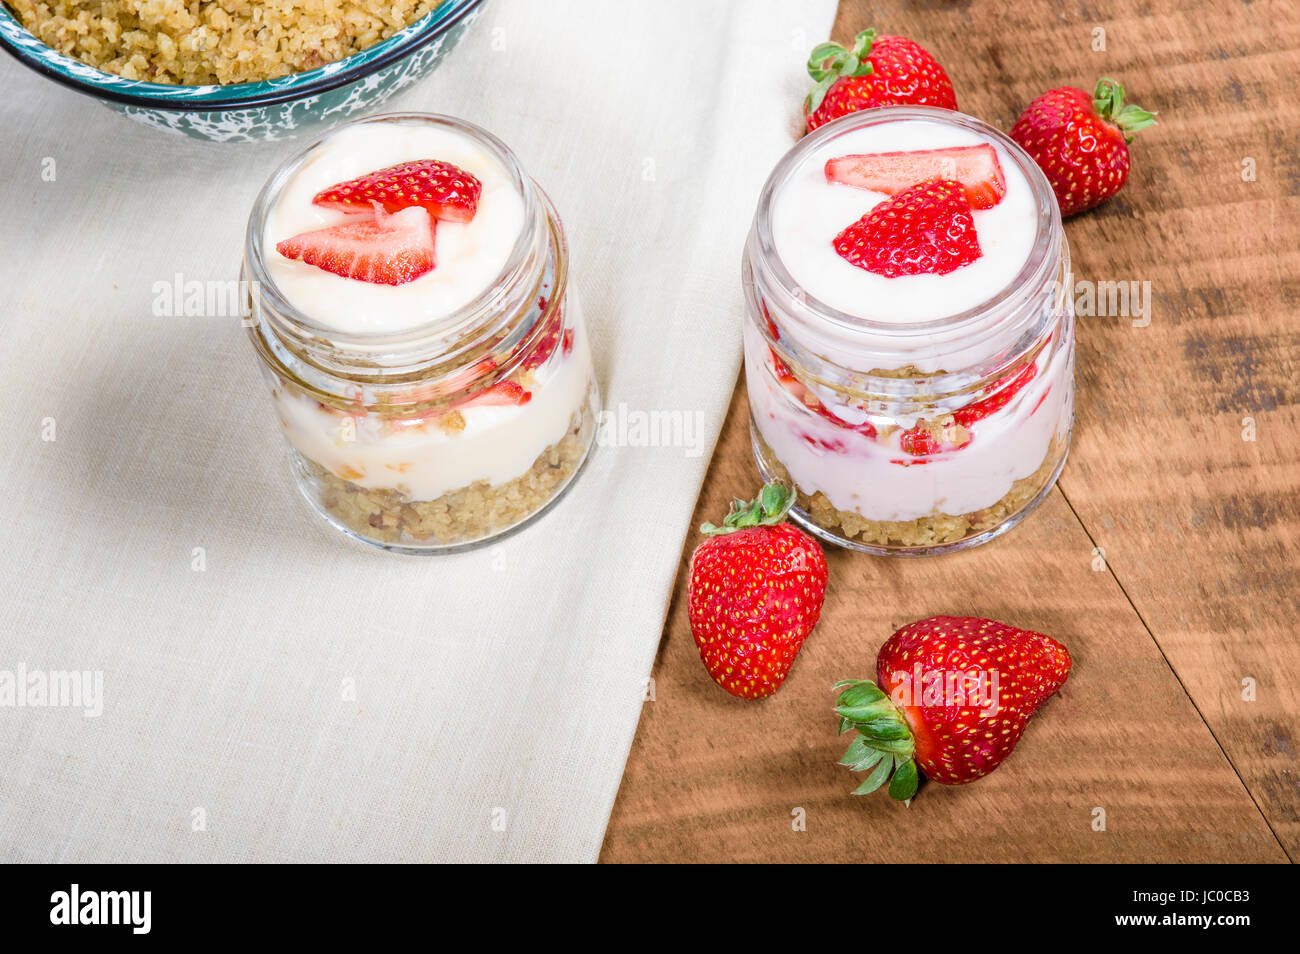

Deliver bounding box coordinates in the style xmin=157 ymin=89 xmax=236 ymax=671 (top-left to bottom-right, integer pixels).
xmin=313 ymin=159 xmax=482 ymax=224
xmin=275 ymin=206 xmax=436 ymax=285
xmin=833 ymin=178 xmax=981 ymax=278
xmin=826 ymin=144 xmax=1007 ymax=210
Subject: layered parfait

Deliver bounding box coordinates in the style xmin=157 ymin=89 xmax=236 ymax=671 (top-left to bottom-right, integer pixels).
xmin=744 ymin=108 xmax=1073 ymax=553
xmin=246 ymin=115 xmax=597 ymax=550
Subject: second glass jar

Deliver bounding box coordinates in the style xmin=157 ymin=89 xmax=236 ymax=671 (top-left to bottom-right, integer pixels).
xmin=743 ymin=107 xmax=1075 ymax=556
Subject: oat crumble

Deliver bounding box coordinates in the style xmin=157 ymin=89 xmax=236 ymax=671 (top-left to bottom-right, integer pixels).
xmin=10 ymin=0 xmax=444 ymax=85
xmin=300 ymin=400 xmax=595 ymax=547
xmin=757 ymin=431 xmax=1064 ymax=549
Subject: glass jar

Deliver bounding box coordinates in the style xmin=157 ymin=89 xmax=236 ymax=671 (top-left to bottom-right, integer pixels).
xmin=243 ymin=113 xmax=599 ymax=553
xmin=742 ymin=106 xmax=1073 ymax=556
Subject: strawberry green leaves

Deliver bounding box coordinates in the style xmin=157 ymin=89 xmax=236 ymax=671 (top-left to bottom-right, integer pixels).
xmin=1092 ymin=77 xmax=1154 ymax=140
xmin=803 ymin=30 xmax=957 ymax=133
xmin=854 ymin=755 xmax=896 ymax=795
xmin=805 ymin=29 xmax=877 ymax=116
xmin=700 ymin=482 xmax=795 ymax=535
xmin=833 ymin=678 xmax=919 ymax=801
xmin=888 ymin=759 xmax=920 ymax=800
xmin=1092 ymin=77 xmax=1157 ymax=142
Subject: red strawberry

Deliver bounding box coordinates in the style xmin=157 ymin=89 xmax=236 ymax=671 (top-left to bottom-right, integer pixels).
xmin=834 ymin=616 xmax=1071 ymax=799
xmin=898 ymin=426 xmax=942 ymax=457
xmin=896 ymin=361 xmax=1039 ymax=457
xmin=805 ymin=29 xmax=957 ymax=134
xmin=770 ymin=350 xmax=876 ymax=439
xmin=833 ymin=178 xmax=981 ymax=277
xmin=521 ymin=302 xmax=575 ymax=373
xmin=896 ymin=416 xmax=973 ymax=458
xmin=688 ymin=484 xmax=828 ymax=699
xmin=313 ymin=159 xmax=482 ymax=223
xmin=952 ymin=362 xmax=1038 ymax=428
xmin=802 ymin=433 xmax=846 ymax=454
xmin=1010 ymin=78 xmax=1156 ymax=216
xmin=461 ymin=379 xmax=532 ymax=408
xmin=275 ymin=206 xmax=436 ymax=285
xmin=826 ymin=144 xmax=1006 ymax=210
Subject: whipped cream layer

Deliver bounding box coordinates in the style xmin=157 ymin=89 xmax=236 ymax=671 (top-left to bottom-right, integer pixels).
xmin=276 ymin=303 xmax=592 ymax=501
xmin=746 ymin=321 xmax=1072 ymax=523
xmin=264 ymin=121 xmax=526 ymax=335
xmin=771 ymin=117 xmax=1039 ymax=325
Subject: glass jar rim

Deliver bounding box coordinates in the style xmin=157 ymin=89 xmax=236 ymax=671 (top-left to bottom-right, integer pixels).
xmin=750 ymin=105 xmax=1062 ymax=341
xmin=243 ymin=111 xmax=541 ymax=351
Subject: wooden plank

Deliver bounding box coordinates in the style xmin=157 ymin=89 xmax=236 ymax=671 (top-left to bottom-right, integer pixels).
xmin=602 ymin=0 xmax=1299 ymax=862
xmin=601 ymin=383 xmax=1284 ymax=862
xmin=1049 ymin=0 xmax=1300 ymax=854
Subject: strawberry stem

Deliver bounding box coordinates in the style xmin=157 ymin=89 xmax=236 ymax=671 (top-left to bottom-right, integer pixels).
xmin=1093 ymin=77 xmax=1157 ymax=143
xmin=833 ymin=679 xmax=919 ymax=800
xmin=804 ymin=28 xmax=877 ymax=116
xmin=700 ymin=483 xmax=795 ymax=535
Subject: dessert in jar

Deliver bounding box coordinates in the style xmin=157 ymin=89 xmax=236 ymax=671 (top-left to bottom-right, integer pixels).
xmin=243 ymin=113 xmax=599 ymax=553
xmin=743 ymin=106 xmax=1073 ymax=555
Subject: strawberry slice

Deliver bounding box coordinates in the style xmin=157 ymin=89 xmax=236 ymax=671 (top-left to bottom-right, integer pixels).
xmin=826 ymin=145 xmax=1007 ymax=210
xmin=894 ymin=362 xmax=1038 ymax=457
xmin=952 ymin=363 xmax=1038 ymax=428
xmin=898 ymin=427 xmax=942 ymax=457
xmin=313 ymin=159 xmax=482 ymax=223
xmin=897 ymin=417 xmax=974 ymax=458
xmin=833 ymin=178 xmax=981 ymax=277
xmin=461 ymin=380 xmax=532 ymax=408
xmin=521 ymin=301 xmax=575 ymax=373
xmin=770 ymin=350 xmax=876 ymax=439
xmin=275 ymin=207 xmax=436 ymax=285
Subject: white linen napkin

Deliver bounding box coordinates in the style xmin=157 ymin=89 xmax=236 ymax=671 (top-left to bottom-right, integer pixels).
xmin=0 ymin=0 xmax=837 ymax=862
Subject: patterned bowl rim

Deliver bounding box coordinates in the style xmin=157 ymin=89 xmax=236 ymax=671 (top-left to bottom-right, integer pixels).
xmin=0 ymin=0 xmax=483 ymax=111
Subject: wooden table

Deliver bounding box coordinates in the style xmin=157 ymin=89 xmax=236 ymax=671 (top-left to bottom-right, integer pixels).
xmin=601 ymin=0 xmax=1299 ymax=863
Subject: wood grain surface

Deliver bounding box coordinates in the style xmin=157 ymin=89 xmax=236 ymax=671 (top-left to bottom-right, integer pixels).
xmin=600 ymin=0 xmax=1299 ymax=863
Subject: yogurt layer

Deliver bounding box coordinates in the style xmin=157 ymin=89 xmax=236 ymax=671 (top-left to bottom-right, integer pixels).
xmin=276 ymin=302 xmax=592 ymax=501
xmin=747 ymin=320 xmax=1072 ymax=522
xmin=264 ymin=122 xmax=526 ymax=335
xmin=771 ymin=118 xmax=1039 ymax=325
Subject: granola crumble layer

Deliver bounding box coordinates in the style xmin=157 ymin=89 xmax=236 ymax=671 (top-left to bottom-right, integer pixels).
xmin=297 ymin=398 xmax=594 ymax=547
xmin=11 ymin=0 xmax=443 ymax=85
xmin=756 ymin=429 xmax=1064 ymax=550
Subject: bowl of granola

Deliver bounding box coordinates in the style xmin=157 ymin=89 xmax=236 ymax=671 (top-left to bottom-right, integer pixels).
xmin=0 ymin=0 xmax=484 ymax=141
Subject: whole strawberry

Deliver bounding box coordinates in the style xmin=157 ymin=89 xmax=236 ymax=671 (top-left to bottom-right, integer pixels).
xmin=688 ymin=484 xmax=828 ymax=699
xmin=1011 ymin=77 xmax=1156 ymax=216
xmin=834 ymin=616 xmax=1071 ymax=799
xmin=805 ymin=28 xmax=957 ymax=134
